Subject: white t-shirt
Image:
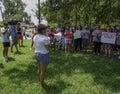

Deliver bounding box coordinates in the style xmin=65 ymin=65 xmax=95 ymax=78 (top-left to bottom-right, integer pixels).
xmin=33 ymin=34 xmax=50 ymax=54
xmin=82 ymin=29 xmax=90 ymax=39
xmin=73 ymin=30 xmax=82 ymax=39
xmin=0 ymin=27 xmax=10 ymax=42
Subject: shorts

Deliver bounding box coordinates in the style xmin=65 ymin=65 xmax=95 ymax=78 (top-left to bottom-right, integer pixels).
xmin=12 ymin=36 xmax=18 ymax=45
xmin=35 ymin=53 xmax=50 ymax=65
xmin=3 ymin=42 xmax=10 ymax=47
xmin=65 ymin=38 xmax=72 ymax=44
xmin=18 ymin=34 xmax=23 ymax=40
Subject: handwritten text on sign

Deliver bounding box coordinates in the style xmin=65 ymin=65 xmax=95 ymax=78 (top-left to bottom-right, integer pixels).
xmin=101 ymin=32 xmax=116 ymax=44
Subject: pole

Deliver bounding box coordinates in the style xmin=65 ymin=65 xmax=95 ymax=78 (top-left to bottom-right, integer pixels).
xmin=38 ymin=0 xmax=40 ymax=24
xmin=0 ymin=2 xmax=3 ymax=21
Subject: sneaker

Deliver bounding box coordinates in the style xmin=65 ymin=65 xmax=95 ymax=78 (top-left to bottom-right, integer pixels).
xmin=5 ymin=56 xmax=8 ymax=59
xmin=3 ymin=57 xmax=8 ymax=62
xmin=3 ymin=57 xmax=5 ymax=61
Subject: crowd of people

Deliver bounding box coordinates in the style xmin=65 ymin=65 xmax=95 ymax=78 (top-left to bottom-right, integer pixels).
xmin=0 ymin=21 xmax=25 ymax=62
xmin=31 ymin=23 xmax=120 ymax=87
xmin=0 ymin=22 xmax=120 ymax=88
xmin=42 ymin=24 xmax=120 ymax=59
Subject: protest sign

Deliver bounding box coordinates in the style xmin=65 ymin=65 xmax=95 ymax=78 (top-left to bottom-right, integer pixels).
xmin=54 ymin=32 xmax=62 ymax=41
xmin=73 ymin=31 xmax=81 ymax=39
xmin=101 ymin=32 xmax=116 ymax=44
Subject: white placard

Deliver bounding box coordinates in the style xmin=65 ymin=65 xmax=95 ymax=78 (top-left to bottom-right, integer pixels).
xmin=54 ymin=32 xmax=62 ymax=41
xmin=101 ymin=32 xmax=116 ymax=44
xmin=73 ymin=31 xmax=81 ymax=39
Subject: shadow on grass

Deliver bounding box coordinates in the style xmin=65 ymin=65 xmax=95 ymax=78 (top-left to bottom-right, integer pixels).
xmin=3 ymin=62 xmax=38 ymax=86
xmin=2 ymin=54 xmax=71 ymax=94
xmin=78 ymin=55 xmax=120 ymax=92
xmin=19 ymin=45 xmax=27 ymax=48
xmin=2 ymin=50 xmax=120 ymax=93
xmin=14 ymin=51 xmax=25 ymax=55
xmin=8 ymin=57 xmax=15 ymax=62
xmin=48 ymin=51 xmax=120 ymax=93
xmin=44 ymin=80 xmax=71 ymax=94
xmin=0 ymin=63 xmax=4 ymax=69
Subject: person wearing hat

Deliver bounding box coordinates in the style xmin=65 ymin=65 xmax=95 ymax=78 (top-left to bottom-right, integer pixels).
xmin=104 ymin=26 xmax=113 ymax=57
xmin=33 ymin=24 xmax=50 ymax=87
xmin=0 ymin=23 xmax=10 ymax=62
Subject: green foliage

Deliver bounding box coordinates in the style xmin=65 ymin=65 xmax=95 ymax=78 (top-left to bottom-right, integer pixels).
xmin=1 ymin=0 xmax=30 ymax=23
xmin=36 ymin=0 xmax=120 ymax=26
xmin=0 ymin=40 xmax=120 ymax=94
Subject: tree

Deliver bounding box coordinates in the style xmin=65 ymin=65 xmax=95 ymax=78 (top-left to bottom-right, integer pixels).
xmin=35 ymin=0 xmax=120 ymax=26
xmin=1 ymin=0 xmax=30 ymax=23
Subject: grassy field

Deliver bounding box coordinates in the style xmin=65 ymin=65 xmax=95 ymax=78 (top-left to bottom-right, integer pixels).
xmin=0 ymin=40 xmax=120 ymax=94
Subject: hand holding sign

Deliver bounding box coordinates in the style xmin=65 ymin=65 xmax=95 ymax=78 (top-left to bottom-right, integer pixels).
xmin=101 ymin=32 xmax=116 ymax=44
xmin=73 ymin=31 xmax=81 ymax=39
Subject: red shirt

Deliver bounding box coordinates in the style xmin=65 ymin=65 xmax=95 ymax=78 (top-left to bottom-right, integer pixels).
xmin=48 ymin=30 xmax=56 ymax=37
xmin=64 ymin=30 xmax=72 ymax=39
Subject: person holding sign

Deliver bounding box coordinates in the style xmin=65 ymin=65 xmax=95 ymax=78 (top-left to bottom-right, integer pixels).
xmin=92 ymin=25 xmax=102 ymax=55
xmin=48 ymin=28 xmax=56 ymax=50
xmin=103 ymin=26 xmax=113 ymax=57
xmin=73 ymin=25 xmax=82 ymax=52
xmin=64 ymin=27 xmax=72 ymax=52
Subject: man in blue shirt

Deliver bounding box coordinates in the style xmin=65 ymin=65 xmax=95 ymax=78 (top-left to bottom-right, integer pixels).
xmin=9 ymin=24 xmax=19 ymax=52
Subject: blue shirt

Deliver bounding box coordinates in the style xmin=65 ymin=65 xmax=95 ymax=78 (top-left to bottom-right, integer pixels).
xmin=9 ymin=25 xmax=17 ymax=37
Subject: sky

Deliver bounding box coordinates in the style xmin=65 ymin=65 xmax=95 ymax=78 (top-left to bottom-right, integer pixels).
xmin=0 ymin=0 xmax=46 ymax=25
xmin=22 ymin=0 xmax=47 ymax=25
xmin=0 ymin=1 xmax=4 ymax=21
xmin=22 ymin=0 xmax=39 ymax=25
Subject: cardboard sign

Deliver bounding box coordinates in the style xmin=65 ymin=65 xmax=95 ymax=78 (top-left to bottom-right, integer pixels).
xmin=73 ymin=31 xmax=81 ymax=39
xmin=101 ymin=32 xmax=116 ymax=44
xmin=54 ymin=32 xmax=62 ymax=41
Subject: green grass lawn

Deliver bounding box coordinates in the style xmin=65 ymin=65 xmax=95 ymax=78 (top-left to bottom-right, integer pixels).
xmin=0 ymin=40 xmax=120 ymax=94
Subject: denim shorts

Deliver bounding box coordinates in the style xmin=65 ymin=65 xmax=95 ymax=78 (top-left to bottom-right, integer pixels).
xmin=3 ymin=42 xmax=10 ymax=47
xmin=35 ymin=53 xmax=50 ymax=65
xmin=65 ymin=38 xmax=72 ymax=44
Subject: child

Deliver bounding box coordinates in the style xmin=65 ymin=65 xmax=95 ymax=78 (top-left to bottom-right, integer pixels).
xmin=1 ymin=23 xmax=10 ymax=62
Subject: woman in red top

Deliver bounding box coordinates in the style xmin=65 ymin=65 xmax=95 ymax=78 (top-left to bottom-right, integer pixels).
xmin=64 ymin=28 xmax=72 ymax=52
xmin=48 ymin=28 xmax=56 ymax=50
xmin=16 ymin=22 xmax=23 ymax=46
